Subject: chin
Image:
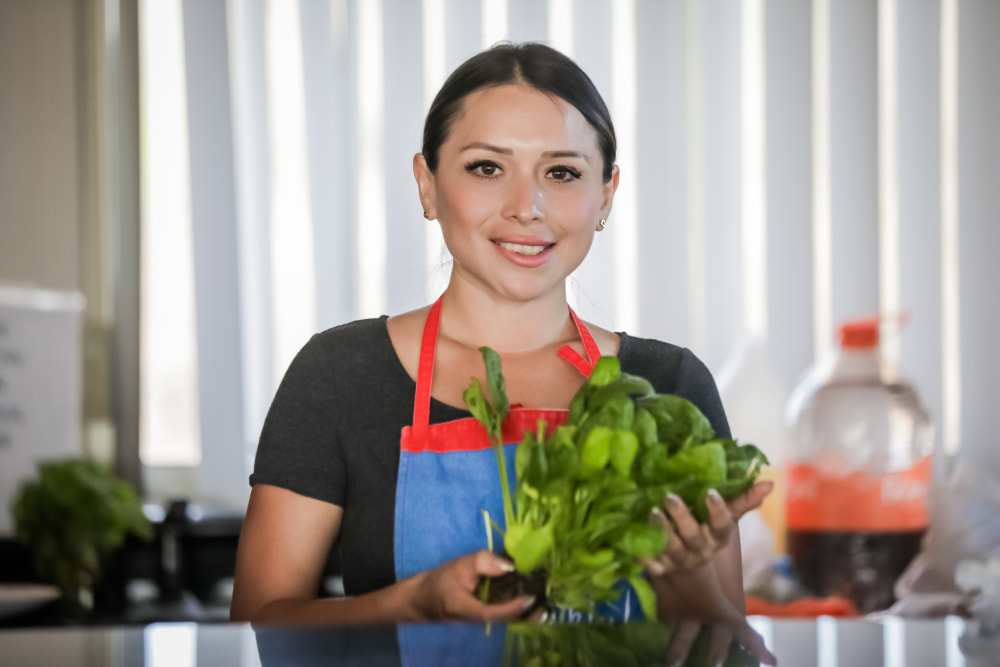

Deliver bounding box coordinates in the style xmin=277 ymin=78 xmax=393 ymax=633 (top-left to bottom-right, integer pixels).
xmin=496 ymin=280 xmax=565 ymax=304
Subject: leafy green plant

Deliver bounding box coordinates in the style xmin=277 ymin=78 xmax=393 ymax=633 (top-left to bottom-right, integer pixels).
xmin=11 ymin=458 xmax=153 ymax=610
xmin=465 ymin=348 xmax=769 ymax=620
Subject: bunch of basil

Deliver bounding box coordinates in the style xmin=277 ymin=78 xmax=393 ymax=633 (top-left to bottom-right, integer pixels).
xmin=464 ymin=348 xmax=768 ymax=620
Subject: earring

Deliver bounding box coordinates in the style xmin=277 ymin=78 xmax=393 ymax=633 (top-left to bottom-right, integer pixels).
xmin=423 ymin=211 xmax=430 ymax=220
xmin=597 ymin=218 xmax=607 ymax=231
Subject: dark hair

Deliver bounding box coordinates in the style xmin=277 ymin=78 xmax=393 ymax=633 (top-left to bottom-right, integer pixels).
xmin=421 ymin=42 xmax=617 ymax=182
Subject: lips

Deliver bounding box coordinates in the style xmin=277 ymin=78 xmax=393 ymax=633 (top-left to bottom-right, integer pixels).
xmin=492 ymin=239 xmax=556 ymax=267
xmin=496 ymin=241 xmax=550 ymax=256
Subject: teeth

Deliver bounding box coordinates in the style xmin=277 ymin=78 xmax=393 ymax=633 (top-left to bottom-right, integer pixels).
xmin=498 ymin=242 xmax=548 ymax=256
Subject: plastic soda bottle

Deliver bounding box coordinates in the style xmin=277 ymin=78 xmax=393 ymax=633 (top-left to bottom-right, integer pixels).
xmin=784 ymin=317 xmax=933 ymax=613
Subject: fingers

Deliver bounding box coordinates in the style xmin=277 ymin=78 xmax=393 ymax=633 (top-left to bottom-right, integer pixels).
xmin=734 ymin=623 xmax=778 ymax=666
xmin=471 ymin=550 xmax=516 ymax=577
xmin=479 ymin=595 xmax=536 ymax=622
xmin=706 ymin=624 xmax=734 ymax=667
xmin=650 ymin=493 xmax=724 ymax=572
xmin=727 ymin=480 xmax=774 ymax=520
xmin=704 ymin=488 xmax=735 ymax=546
xmin=665 ymin=620 xmax=700 ymax=666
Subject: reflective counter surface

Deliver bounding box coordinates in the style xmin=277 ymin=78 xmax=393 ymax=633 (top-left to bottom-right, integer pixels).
xmin=1 ymin=616 xmax=997 ymax=666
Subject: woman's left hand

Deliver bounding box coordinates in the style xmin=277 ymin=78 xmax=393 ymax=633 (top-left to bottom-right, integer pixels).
xmin=641 ymin=480 xmax=772 ymax=576
xmin=649 ymin=553 xmax=777 ymax=665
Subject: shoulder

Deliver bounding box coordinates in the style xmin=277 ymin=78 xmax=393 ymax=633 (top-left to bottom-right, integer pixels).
xmin=617 ymin=333 xmax=694 ymax=391
xmin=299 ymin=317 xmax=394 ymax=365
xmin=276 ymin=317 xmax=398 ymax=396
xmin=617 ymin=332 xmax=730 ymax=438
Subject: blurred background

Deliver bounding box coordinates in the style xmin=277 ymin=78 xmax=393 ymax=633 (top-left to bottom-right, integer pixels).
xmin=0 ymin=0 xmax=998 ymax=613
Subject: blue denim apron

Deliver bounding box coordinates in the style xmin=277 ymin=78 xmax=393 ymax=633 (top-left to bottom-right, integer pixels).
xmin=393 ymin=297 xmax=642 ymax=653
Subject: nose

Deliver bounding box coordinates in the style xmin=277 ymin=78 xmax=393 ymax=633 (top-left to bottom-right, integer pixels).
xmin=502 ymin=173 xmax=544 ymax=224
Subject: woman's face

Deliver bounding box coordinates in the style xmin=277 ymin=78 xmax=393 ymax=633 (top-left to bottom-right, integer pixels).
xmin=415 ymin=83 xmax=618 ymax=305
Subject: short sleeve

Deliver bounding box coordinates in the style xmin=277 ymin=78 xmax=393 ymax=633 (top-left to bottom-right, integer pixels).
xmin=249 ymin=334 xmax=347 ymax=506
xmin=617 ymin=333 xmax=731 ymax=439
xmin=672 ymin=348 xmax=732 ymax=439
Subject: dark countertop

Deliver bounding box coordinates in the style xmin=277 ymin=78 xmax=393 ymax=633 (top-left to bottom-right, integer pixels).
xmin=0 ymin=616 xmax=996 ymax=666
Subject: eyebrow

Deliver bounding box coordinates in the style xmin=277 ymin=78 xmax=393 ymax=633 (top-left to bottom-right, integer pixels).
xmin=459 ymin=142 xmax=590 ymax=161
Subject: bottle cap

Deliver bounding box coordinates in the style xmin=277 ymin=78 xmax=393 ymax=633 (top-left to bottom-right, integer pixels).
xmin=838 ymin=318 xmax=880 ymax=349
xmin=837 ymin=313 xmax=910 ymax=349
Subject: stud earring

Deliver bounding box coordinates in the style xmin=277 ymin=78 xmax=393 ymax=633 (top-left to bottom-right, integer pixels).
xmin=423 ymin=211 xmax=430 ymax=220
xmin=597 ymin=218 xmax=607 ymax=231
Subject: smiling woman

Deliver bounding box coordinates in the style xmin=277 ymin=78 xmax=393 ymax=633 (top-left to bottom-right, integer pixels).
xmin=230 ymin=42 xmax=774 ymax=665
xmin=413 ymin=83 xmax=616 ymax=308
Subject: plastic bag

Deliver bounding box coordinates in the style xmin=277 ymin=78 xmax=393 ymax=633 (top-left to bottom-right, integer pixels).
xmin=889 ymin=458 xmax=1000 ymax=618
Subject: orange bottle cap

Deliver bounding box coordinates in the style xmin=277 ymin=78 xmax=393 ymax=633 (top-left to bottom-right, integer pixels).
xmin=838 ymin=318 xmax=880 ymax=349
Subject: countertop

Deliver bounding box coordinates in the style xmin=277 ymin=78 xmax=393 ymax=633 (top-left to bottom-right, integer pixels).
xmin=1 ymin=616 xmax=998 ymax=666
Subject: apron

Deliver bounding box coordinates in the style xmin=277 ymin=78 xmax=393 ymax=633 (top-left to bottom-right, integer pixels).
xmin=393 ymin=296 xmax=642 ymax=631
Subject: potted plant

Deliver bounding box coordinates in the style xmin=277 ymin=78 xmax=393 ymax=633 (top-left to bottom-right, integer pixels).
xmin=11 ymin=457 xmax=153 ymax=616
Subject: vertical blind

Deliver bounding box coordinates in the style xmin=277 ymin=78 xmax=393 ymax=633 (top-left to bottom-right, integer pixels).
xmin=138 ymin=0 xmax=999 ymax=509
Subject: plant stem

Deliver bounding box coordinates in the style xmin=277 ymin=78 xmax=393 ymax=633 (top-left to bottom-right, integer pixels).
xmin=491 ymin=433 xmax=515 ymax=531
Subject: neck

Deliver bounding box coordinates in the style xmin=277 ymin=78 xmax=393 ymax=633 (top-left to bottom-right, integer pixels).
xmin=437 ymin=282 xmax=576 ymax=355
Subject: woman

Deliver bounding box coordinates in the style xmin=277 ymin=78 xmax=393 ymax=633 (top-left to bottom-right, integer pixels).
xmin=232 ymin=42 xmax=773 ymax=664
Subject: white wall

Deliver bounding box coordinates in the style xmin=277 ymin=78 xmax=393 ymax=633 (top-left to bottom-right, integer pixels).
xmin=0 ymin=0 xmax=81 ymax=293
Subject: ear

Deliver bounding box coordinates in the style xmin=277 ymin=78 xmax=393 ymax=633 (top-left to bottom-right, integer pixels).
xmin=413 ymin=153 xmax=438 ymax=220
xmin=597 ymin=164 xmax=620 ymax=228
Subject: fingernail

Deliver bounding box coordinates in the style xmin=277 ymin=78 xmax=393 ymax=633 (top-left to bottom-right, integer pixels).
xmin=646 ymin=560 xmax=665 ymax=577
xmin=666 ymin=493 xmax=683 ymax=510
xmin=707 ymin=488 xmax=723 ymax=504
xmin=521 ymin=596 xmax=536 ymax=611
xmin=667 ymin=656 xmax=684 ymax=667
xmin=496 ymin=558 xmax=516 ymax=572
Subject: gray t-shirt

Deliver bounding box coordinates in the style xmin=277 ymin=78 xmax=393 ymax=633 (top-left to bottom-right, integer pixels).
xmin=250 ymin=316 xmax=730 ymax=596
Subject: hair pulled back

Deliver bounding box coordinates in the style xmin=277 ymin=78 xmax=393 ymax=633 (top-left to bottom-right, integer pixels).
xmin=421 ymin=42 xmax=617 ymax=183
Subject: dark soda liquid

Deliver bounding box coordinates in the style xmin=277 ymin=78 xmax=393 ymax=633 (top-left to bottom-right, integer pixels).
xmin=786 ymin=528 xmax=925 ymax=614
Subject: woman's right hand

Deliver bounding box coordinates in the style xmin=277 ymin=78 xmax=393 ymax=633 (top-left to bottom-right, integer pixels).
xmin=408 ymin=550 xmax=536 ymax=622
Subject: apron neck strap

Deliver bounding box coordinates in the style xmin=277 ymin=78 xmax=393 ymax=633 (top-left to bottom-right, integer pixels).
xmin=412 ymin=296 xmax=444 ymax=433
xmin=557 ymin=307 xmax=601 ymax=377
xmin=412 ymin=296 xmax=600 ymax=429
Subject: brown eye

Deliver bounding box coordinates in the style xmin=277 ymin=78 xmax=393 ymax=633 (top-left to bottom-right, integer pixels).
xmin=549 ymin=166 xmax=581 ymax=182
xmin=466 ymin=160 xmax=502 ymax=179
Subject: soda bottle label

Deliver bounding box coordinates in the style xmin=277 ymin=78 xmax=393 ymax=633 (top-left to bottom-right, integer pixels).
xmin=785 ymin=456 xmax=931 ymax=531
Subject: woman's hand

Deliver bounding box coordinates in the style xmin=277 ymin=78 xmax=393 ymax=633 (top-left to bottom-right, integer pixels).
xmin=665 ymin=618 xmax=776 ymax=667
xmin=652 ymin=559 xmax=776 ymax=665
xmin=642 ymin=480 xmax=773 ymax=576
xmin=409 ymin=550 xmax=535 ymax=622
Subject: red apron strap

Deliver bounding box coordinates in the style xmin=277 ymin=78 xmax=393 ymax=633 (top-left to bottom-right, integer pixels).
xmin=558 ymin=307 xmax=600 ymax=377
xmin=414 ymin=299 xmax=597 ymax=429
xmin=412 ymin=296 xmax=444 ymax=431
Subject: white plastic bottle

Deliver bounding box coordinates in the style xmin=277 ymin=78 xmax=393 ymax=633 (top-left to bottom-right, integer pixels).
xmin=784 ymin=318 xmax=933 ymax=613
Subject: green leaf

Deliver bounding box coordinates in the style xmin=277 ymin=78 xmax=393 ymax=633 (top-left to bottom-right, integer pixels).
xmin=506 ymin=523 xmax=554 ymax=573
xmin=633 ymin=407 xmax=658 ymax=448
xmin=585 ymin=374 xmax=655 ymax=412
xmin=572 ymin=548 xmax=616 ymax=569
xmin=613 ymin=522 xmax=667 ymax=557
xmin=657 ymin=441 xmax=727 ymax=483
xmin=579 ymin=427 xmax=613 ymax=476
xmin=637 ymin=394 xmax=715 ymax=451
xmin=479 ymin=346 xmax=509 ymax=424
xmin=524 ymin=438 xmax=550 ymax=490
xmin=588 ymin=356 xmax=622 ymax=388
xmin=609 ymin=430 xmax=640 ymax=476
xmin=629 ymin=576 xmax=659 ymax=622
xmin=462 ymin=377 xmax=496 ymax=434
